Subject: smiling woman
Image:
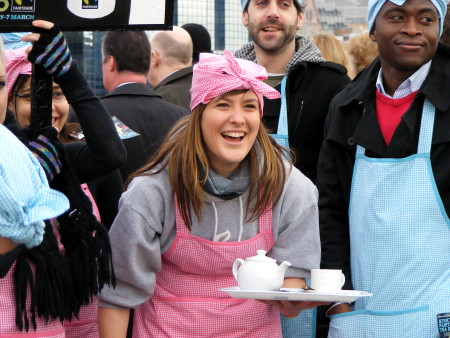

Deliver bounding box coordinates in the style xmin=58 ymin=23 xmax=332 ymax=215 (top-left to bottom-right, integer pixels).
xmin=98 ymin=50 xmax=323 ymax=338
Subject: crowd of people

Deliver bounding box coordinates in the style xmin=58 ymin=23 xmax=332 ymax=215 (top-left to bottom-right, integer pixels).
xmin=1 ymin=0 xmax=450 ymax=337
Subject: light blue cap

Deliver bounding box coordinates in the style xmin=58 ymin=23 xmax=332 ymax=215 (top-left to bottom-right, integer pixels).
xmin=241 ymin=0 xmax=303 ymax=10
xmin=0 ymin=125 xmax=69 ymax=248
xmin=368 ymin=0 xmax=449 ymax=36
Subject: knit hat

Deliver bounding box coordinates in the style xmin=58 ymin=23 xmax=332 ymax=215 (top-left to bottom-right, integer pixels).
xmin=181 ymin=23 xmax=212 ymax=63
xmin=241 ymin=0 xmax=302 ymax=10
xmin=190 ymin=50 xmax=280 ymax=114
xmin=5 ymin=47 xmax=32 ymax=98
xmin=368 ymin=0 xmax=449 ymax=36
xmin=0 ymin=124 xmax=69 ymax=248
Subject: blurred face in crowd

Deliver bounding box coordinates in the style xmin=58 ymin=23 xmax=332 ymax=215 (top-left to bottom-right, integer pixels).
xmin=370 ymin=0 xmax=440 ymax=73
xmin=8 ymin=76 xmax=69 ymax=131
xmin=201 ymin=90 xmax=260 ymax=178
xmin=242 ymin=0 xmax=302 ymax=54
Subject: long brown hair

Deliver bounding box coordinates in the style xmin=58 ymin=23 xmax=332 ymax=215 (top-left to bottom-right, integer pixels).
xmin=126 ymin=91 xmax=292 ymax=229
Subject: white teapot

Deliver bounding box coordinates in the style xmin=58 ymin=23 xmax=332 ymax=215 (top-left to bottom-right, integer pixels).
xmin=232 ymin=250 xmax=291 ymax=291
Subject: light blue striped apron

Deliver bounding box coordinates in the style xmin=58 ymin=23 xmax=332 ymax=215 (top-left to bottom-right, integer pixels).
xmin=328 ymin=99 xmax=450 ymax=337
xmin=273 ymin=75 xmax=316 ymax=338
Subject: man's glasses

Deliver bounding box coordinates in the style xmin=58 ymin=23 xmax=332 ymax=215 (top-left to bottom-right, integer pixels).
xmin=14 ymin=90 xmax=66 ymax=102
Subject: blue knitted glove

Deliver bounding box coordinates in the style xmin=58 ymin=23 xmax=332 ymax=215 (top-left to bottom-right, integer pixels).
xmin=27 ymin=25 xmax=72 ymax=79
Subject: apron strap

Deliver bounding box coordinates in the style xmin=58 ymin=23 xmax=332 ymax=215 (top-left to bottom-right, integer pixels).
xmin=174 ymin=195 xmax=190 ymax=234
xmin=277 ymin=76 xmax=288 ymax=136
xmin=269 ymin=76 xmax=290 ymax=149
xmin=417 ymin=98 xmax=435 ymax=154
xmin=258 ymin=201 xmax=272 ymax=233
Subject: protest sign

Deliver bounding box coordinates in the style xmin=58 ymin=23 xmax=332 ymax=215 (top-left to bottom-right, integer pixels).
xmin=0 ymin=0 xmax=173 ymax=31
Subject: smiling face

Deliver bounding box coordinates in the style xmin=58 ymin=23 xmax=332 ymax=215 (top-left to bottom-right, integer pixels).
xmin=370 ymin=0 xmax=440 ymax=73
xmin=201 ymin=90 xmax=261 ymax=178
xmin=243 ymin=0 xmax=302 ymax=54
xmin=8 ymin=76 xmax=69 ymax=131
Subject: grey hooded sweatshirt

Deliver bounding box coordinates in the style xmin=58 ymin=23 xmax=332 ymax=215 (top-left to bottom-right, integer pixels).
xmin=99 ymin=159 xmax=320 ymax=309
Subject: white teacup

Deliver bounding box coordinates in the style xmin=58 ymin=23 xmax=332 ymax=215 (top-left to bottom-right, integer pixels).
xmin=311 ymin=269 xmax=345 ymax=292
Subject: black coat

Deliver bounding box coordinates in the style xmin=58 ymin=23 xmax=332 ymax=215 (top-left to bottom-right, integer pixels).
xmin=102 ymin=83 xmax=188 ymax=181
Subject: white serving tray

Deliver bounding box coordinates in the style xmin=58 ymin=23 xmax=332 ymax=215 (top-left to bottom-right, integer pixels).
xmin=219 ymin=287 xmax=372 ymax=303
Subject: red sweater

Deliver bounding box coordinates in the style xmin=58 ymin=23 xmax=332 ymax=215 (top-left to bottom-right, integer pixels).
xmin=375 ymin=90 xmax=418 ymax=145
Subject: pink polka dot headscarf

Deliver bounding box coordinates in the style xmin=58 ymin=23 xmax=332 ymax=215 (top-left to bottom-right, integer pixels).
xmin=190 ymin=50 xmax=281 ymax=116
xmin=4 ymin=47 xmax=32 ymax=98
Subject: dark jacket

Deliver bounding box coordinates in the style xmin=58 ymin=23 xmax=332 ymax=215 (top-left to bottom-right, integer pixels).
xmin=235 ymin=37 xmax=351 ymax=182
xmin=317 ymin=43 xmax=450 ymax=290
xmin=101 ymin=82 xmax=188 ymax=181
xmin=154 ymin=66 xmax=193 ymax=110
xmin=262 ymin=61 xmax=350 ymax=182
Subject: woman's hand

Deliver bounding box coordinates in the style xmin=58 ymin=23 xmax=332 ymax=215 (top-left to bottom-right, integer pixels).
xmin=21 ymin=20 xmax=73 ymax=79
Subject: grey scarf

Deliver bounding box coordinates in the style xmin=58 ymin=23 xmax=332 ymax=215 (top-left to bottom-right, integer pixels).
xmin=202 ymin=162 xmax=250 ymax=200
xmin=234 ymin=35 xmax=324 ymax=76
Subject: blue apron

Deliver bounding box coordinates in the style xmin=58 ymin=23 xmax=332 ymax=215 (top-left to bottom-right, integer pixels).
xmin=273 ymin=75 xmax=315 ymax=338
xmin=281 ymin=285 xmax=317 ymax=338
xmin=328 ymin=99 xmax=450 ymax=337
xmin=269 ymin=76 xmax=289 ymax=149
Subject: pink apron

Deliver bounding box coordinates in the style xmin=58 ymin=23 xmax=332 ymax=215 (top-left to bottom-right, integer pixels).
xmin=80 ymin=184 xmax=101 ymax=222
xmin=62 ymin=184 xmax=100 ymax=338
xmin=133 ymin=198 xmax=282 ymax=337
xmin=0 ymin=263 xmax=65 ymax=338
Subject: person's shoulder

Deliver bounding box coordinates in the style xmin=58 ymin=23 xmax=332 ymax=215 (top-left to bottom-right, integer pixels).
xmin=284 ymin=162 xmax=316 ymax=191
xmin=289 ymin=60 xmax=350 ymax=90
xmin=102 ymin=82 xmax=156 ymax=99
xmin=300 ymin=60 xmax=349 ymax=78
xmin=158 ymin=99 xmax=190 ymax=117
xmin=281 ymin=164 xmax=318 ymax=205
xmin=331 ymin=59 xmax=379 ymax=105
xmin=317 ymin=61 xmax=348 ymax=75
xmin=125 ymin=167 xmax=171 ymax=199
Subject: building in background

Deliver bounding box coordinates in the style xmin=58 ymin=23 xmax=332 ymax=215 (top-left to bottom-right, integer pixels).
xmin=173 ymin=0 xmax=248 ymax=53
xmin=340 ymin=0 xmax=368 ymax=34
xmin=316 ymin=0 xmax=349 ymax=36
xmin=66 ymin=0 xmax=367 ymax=97
xmin=65 ymin=31 xmax=107 ymax=97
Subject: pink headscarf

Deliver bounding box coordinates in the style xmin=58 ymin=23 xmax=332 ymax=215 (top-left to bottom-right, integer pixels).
xmin=190 ymin=50 xmax=280 ymax=116
xmin=5 ymin=47 xmax=32 ymax=98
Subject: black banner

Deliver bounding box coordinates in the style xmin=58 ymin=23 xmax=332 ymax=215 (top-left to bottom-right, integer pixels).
xmin=0 ymin=0 xmax=174 ymax=32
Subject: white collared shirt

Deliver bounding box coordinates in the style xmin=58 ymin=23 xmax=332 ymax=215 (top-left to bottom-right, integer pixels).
xmin=117 ymin=82 xmax=140 ymax=88
xmin=376 ymin=60 xmax=432 ymax=99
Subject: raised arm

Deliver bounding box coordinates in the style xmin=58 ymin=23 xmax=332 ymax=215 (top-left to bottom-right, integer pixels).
xmin=23 ymin=20 xmax=126 ymax=182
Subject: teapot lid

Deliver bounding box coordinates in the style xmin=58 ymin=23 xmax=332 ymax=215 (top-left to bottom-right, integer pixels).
xmin=246 ymin=250 xmax=275 ymax=262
